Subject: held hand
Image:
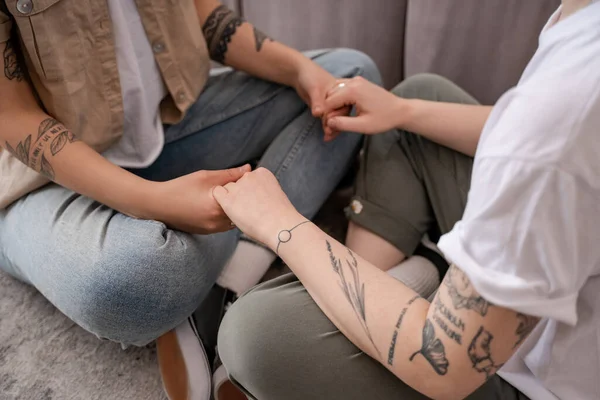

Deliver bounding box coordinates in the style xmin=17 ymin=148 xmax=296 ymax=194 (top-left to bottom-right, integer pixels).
xmin=147 ymin=165 xmax=251 ymax=234
xmin=213 ymin=168 xmax=304 ymax=250
xmin=324 ymin=77 xmax=408 ymax=135
xmin=292 ymin=60 xmax=351 ymax=141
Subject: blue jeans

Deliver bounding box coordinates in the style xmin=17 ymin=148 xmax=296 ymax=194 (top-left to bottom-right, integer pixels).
xmin=0 ymin=49 xmax=379 ymax=346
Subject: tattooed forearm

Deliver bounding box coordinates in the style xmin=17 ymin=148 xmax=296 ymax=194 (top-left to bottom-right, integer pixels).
xmin=387 ymin=295 xmax=420 ymax=365
xmin=3 ymin=40 xmax=24 ymax=81
xmin=513 ymin=313 xmax=539 ymax=349
xmin=202 ymin=5 xmax=244 ymax=64
xmin=5 ymin=135 xmax=31 ymax=166
xmin=432 ymin=296 xmax=465 ymax=345
xmin=326 ymin=240 xmax=381 ymax=357
xmin=40 ymin=154 xmax=55 ymax=180
xmin=253 ymin=26 xmax=273 ymax=52
xmin=468 ymin=326 xmax=504 ymax=379
xmin=432 ymin=314 xmax=462 ymax=345
xmin=4 ymin=118 xmax=77 ymax=180
xmin=444 ymin=265 xmax=491 ymax=316
xmin=38 ymin=118 xmax=61 ymax=141
xmin=410 ymin=319 xmax=449 ymax=375
xmin=434 ymin=297 xmax=466 ymax=331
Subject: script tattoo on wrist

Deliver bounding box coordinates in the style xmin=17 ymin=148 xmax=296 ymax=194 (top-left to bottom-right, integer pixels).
xmin=202 ymin=5 xmax=244 ymax=64
xmin=327 ymin=240 xmax=381 ymax=357
xmin=387 ymin=295 xmax=420 ymax=366
xmin=4 ymin=118 xmax=77 ymax=180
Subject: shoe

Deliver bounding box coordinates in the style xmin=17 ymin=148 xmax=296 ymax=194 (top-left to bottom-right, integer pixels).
xmin=210 ymin=292 xmax=248 ymax=400
xmin=157 ymin=316 xmax=212 ymax=400
xmin=213 ymin=354 xmax=247 ymax=400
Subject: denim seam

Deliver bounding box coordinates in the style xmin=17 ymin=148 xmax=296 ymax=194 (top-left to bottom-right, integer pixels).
xmin=272 ymin=116 xmax=318 ymax=180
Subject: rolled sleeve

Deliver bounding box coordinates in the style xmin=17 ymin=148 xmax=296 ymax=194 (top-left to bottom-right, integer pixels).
xmin=438 ymin=157 xmax=599 ymax=326
xmin=0 ymin=12 xmax=12 ymax=44
xmin=439 ymin=230 xmax=579 ymax=325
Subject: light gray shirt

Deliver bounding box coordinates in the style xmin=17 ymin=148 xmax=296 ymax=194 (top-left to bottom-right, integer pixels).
xmin=103 ymin=0 xmax=168 ymax=168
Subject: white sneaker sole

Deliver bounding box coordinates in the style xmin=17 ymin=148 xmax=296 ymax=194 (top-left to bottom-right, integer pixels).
xmin=213 ymin=364 xmax=248 ymax=400
xmin=158 ymin=317 xmax=212 ymax=400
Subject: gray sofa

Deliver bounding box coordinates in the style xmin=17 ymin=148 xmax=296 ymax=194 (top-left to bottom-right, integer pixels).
xmin=0 ymin=1 xmax=559 ymax=399
xmin=237 ymin=0 xmax=559 ymax=104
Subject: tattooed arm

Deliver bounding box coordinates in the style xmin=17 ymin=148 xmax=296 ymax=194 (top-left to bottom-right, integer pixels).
xmin=0 ymin=34 xmax=165 ymax=219
xmin=194 ymin=1 xmax=339 ymax=120
xmin=195 ymin=0 xmax=301 ymax=84
xmin=214 ymin=167 xmax=541 ymax=400
xmin=279 ymin=229 xmax=539 ymax=399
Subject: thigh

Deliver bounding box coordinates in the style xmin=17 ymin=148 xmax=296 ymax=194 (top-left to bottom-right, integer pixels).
xmin=393 ymin=74 xmax=476 ymax=235
xmin=348 ymin=74 xmax=476 ymax=257
xmin=0 ymin=185 xmax=238 ymax=345
xmin=220 ymin=275 xmax=424 ymax=400
xmin=218 ymin=274 xmax=528 ymax=400
xmin=134 ymin=49 xmax=378 ymax=182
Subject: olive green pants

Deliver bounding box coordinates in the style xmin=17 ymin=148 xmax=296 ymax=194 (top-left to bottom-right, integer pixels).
xmin=218 ymin=74 xmax=529 ymax=400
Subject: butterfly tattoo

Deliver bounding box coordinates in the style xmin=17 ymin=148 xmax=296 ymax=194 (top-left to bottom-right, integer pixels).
xmin=410 ymin=319 xmax=450 ymax=375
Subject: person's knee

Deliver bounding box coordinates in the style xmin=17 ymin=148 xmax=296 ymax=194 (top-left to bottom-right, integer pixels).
xmin=74 ymin=230 xmax=221 ymax=346
xmin=325 ymin=48 xmax=383 ymax=85
xmin=218 ymin=285 xmax=306 ymax=391
xmin=218 ymin=290 xmax=272 ymax=382
xmin=392 ymin=73 xmax=457 ymax=101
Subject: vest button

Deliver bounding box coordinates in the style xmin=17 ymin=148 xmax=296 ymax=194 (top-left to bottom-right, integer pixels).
xmin=152 ymin=41 xmax=165 ymax=54
xmin=16 ymin=0 xmax=33 ymax=14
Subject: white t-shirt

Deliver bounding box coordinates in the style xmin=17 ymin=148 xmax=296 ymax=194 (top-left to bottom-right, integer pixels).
xmin=438 ymin=3 xmax=600 ymax=400
xmin=103 ymin=0 xmax=168 ymax=168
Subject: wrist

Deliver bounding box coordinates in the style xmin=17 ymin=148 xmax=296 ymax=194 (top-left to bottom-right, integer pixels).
xmin=285 ymin=54 xmax=312 ymax=88
xmin=265 ymin=211 xmax=308 ymax=253
xmin=395 ymin=97 xmax=415 ymax=130
xmin=126 ymin=180 xmax=166 ymax=221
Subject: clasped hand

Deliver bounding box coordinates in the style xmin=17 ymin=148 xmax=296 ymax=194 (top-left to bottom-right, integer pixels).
xmin=322 ymin=76 xmax=407 ymax=139
xmin=211 ymin=77 xmax=407 ymax=245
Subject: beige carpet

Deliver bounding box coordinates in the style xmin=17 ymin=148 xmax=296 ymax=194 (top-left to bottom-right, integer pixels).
xmin=0 ymin=272 xmax=166 ymax=400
